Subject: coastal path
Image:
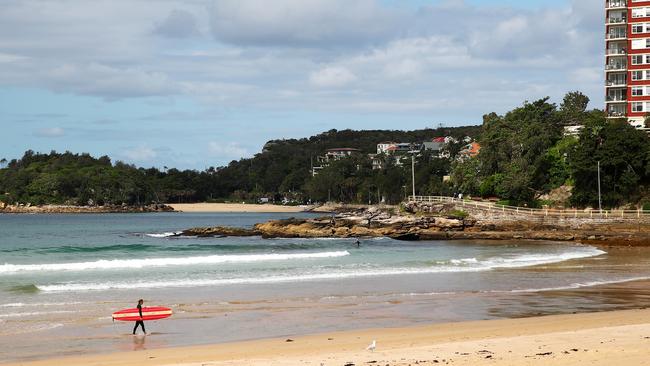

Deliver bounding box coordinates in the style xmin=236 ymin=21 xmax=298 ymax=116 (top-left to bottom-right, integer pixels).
xmin=408 ymin=195 xmax=650 ymax=221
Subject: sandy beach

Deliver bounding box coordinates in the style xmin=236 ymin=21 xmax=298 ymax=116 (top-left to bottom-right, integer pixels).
xmin=168 ymin=203 xmax=310 ymax=213
xmin=4 ymin=309 xmax=650 ymax=366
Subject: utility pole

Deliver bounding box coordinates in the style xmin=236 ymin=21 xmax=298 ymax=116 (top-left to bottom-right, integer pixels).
xmin=411 ymin=154 xmax=416 ymax=199
xmin=408 ymin=150 xmax=417 ymax=201
xmin=598 ymin=161 xmax=602 ymax=213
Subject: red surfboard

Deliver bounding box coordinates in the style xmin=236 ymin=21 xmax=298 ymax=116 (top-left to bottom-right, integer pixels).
xmin=112 ymin=306 xmax=172 ymax=322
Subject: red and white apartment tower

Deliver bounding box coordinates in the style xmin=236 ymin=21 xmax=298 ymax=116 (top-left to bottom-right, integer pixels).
xmin=606 ymin=0 xmax=650 ymax=128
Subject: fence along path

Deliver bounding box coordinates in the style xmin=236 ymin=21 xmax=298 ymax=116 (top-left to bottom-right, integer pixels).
xmin=408 ymin=196 xmax=650 ymax=220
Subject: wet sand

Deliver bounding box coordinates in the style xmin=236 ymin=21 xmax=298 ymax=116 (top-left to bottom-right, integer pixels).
xmin=168 ymin=203 xmax=310 ymax=213
xmin=5 ymin=309 xmax=650 ymax=366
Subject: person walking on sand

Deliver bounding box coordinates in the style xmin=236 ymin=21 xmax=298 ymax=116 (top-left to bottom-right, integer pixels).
xmin=133 ymin=299 xmax=146 ymax=335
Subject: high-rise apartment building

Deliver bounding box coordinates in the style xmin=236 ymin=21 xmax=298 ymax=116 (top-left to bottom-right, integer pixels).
xmin=606 ymin=0 xmax=650 ymax=128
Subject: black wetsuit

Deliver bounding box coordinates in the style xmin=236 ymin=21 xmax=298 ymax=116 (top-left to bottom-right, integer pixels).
xmin=133 ymin=304 xmax=146 ymax=334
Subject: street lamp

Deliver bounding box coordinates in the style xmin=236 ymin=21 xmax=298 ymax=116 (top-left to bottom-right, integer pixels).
xmin=408 ymin=150 xmax=418 ymax=200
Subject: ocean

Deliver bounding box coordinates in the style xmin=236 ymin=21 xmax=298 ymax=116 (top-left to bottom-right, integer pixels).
xmin=3 ymin=212 xmax=650 ymax=361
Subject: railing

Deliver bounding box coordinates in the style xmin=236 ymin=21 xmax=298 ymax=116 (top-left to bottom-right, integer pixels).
xmin=606 ymin=48 xmax=627 ymax=55
xmin=607 ymin=33 xmax=627 ymax=39
xmin=407 ymin=196 xmax=650 ymax=220
xmin=606 ymin=0 xmax=626 ymax=8
xmin=606 ymin=64 xmax=627 ymax=70
xmin=607 ymin=17 xmax=627 ymax=24
xmin=606 ymin=95 xmax=627 ymax=101
xmin=606 ymin=80 xmax=627 ymax=86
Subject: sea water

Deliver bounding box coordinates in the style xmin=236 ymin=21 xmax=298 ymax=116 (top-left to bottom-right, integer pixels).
xmin=2 ymin=212 xmax=650 ymax=361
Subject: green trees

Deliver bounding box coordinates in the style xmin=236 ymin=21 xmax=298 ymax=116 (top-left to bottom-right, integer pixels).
xmin=569 ymin=116 xmax=650 ymax=208
xmin=475 ymin=98 xmax=563 ymax=204
xmin=460 ymin=91 xmax=650 ymax=208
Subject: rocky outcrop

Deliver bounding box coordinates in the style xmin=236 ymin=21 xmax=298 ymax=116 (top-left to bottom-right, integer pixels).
xmin=182 ymin=226 xmax=258 ymax=237
xmin=178 ymin=206 xmax=650 ymax=246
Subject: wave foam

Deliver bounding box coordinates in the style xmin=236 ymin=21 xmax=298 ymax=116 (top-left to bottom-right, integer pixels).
xmin=0 ymin=251 xmax=350 ymax=274
xmin=145 ymin=232 xmax=182 ymax=238
xmin=38 ymin=247 xmax=606 ymax=292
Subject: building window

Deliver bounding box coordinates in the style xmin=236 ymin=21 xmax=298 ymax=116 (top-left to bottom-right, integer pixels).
xmin=633 ymin=87 xmax=644 ymax=96
xmin=632 ymin=70 xmax=644 ymax=80
xmin=633 ymin=24 xmax=644 ymax=33
xmin=632 ymin=102 xmax=644 ymax=112
xmin=633 ymin=55 xmax=643 ymax=65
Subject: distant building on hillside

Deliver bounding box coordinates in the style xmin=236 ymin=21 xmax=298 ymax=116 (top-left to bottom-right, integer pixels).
xmin=312 ymin=148 xmax=361 ymax=176
xmin=376 ymin=142 xmax=420 ymax=155
xmin=422 ymin=139 xmax=445 ymax=155
xmin=459 ymin=142 xmax=481 ymax=160
xmin=377 ymin=142 xmax=398 ymax=154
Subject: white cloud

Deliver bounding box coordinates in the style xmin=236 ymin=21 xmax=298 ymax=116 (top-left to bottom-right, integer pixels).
xmin=0 ymin=0 xmax=604 ymax=119
xmin=123 ymin=146 xmax=158 ymax=162
xmin=34 ymin=127 xmax=65 ymax=137
xmin=208 ymin=141 xmax=248 ymax=160
xmin=154 ymin=9 xmax=199 ymax=38
xmin=209 ymin=0 xmax=399 ymax=47
xmin=0 ymin=53 xmax=27 ymax=63
xmin=309 ymin=66 xmax=357 ymax=88
xmin=46 ymin=63 xmax=177 ymax=99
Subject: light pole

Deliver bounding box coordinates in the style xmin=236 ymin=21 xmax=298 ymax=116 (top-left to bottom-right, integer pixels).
xmin=597 ymin=161 xmax=602 ymax=213
xmin=409 ymin=150 xmax=417 ymax=200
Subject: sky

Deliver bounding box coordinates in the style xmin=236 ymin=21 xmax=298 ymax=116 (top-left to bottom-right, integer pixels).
xmin=0 ymin=0 xmax=603 ymax=169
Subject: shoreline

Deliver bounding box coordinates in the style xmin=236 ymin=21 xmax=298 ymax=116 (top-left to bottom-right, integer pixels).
xmin=5 ymin=308 xmax=650 ymax=366
xmin=168 ymin=203 xmax=311 ymax=213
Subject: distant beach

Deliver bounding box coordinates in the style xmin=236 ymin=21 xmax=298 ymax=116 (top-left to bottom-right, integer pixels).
xmin=168 ymin=203 xmax=310 ymax=213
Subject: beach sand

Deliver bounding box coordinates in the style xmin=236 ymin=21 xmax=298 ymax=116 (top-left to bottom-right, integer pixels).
xmin=168 ymin=203 xmax=310 ymax=213
xmin=6 ymin=309 xmax=650 ymax=366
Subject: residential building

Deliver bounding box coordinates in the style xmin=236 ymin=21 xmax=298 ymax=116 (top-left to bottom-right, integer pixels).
xmin=376 ymin=142 xmax=419 ymax=155
xmin=377 ymin=142 xmax=397 ymax=154
xmin=312 ymin=148 xmax=361 ymax=176
xmin=459 ymin=142 xmax=481 ymax=160
xmin=605 ymin=0 xmax=650 ymax=128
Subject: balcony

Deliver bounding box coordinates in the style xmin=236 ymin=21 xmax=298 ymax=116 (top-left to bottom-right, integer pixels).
xmin=606 ymin=0 xmax=626 ymax=8
xmin=607 ymin=32 xmax=627 ymax=40
xmin=606 ymin=63 xmax=627 ymax=71
xmin=607 ymin=111 xmax=626 ymax=118
xmin=606 ymin=48 xmax=627 ymax=55
xmin=607 ymin=17 xmax=627 ymax=24
xmin=606 ymin=79 xmax=627 ymax=87
xmin=606 ymin=95 xmax=627 ymax=102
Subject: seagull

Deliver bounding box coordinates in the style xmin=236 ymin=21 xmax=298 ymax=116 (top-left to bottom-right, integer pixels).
xmin=366 ymin=340 xmax=376 ymax=352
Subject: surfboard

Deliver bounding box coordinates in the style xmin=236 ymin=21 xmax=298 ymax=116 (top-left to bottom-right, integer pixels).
xmin=112 ymin=306 xmax=172 ymax=322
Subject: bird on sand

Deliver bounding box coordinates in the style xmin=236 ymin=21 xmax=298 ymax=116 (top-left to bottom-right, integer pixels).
xmin=366 ymin=340 xmax=376 ymax=352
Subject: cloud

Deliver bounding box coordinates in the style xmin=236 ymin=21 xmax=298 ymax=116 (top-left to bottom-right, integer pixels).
xmin=309 ymin=66 xmax=357 ymax=88
xmin=122 ymin=146 xmax=158 ymax=162
xmin=34 ymin=127 xmax=65 ymax=137
xmin=209 ymin=0 xmax=400 ymax=47
xmin=154 ymin=9 xmax=199 ymax=38
xmin=0 ymin=0 xmax=606 ymax=168
xmin=0 ymin=53 xmax=27 ymax=63
xmin=46 ymin=63 xmax=177 ymax=99
xmin=208 ymin=141 xmax=249 ymax=160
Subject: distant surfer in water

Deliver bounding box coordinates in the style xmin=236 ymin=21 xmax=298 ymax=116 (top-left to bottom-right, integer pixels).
xmin=133 ymin=299 xmax=146 ymax=335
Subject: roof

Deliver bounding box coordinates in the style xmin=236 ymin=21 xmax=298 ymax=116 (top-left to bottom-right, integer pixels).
xmin=432 ymin=137 xmax=446 ymax=143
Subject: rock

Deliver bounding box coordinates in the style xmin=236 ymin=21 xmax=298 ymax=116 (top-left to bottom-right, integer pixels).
xmin=182 ymin=226 xmax=258 ymax=237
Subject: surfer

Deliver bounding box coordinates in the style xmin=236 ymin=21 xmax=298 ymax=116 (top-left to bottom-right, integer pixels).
xmin=133 ymin=299 xmax=146 ymax=335
xmin=356 ymin=238 xmax=361 ymax=248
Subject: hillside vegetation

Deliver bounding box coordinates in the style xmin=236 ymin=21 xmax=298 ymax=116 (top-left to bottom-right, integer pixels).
xmin=2 ymin=91 xmax=650 ymax=209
